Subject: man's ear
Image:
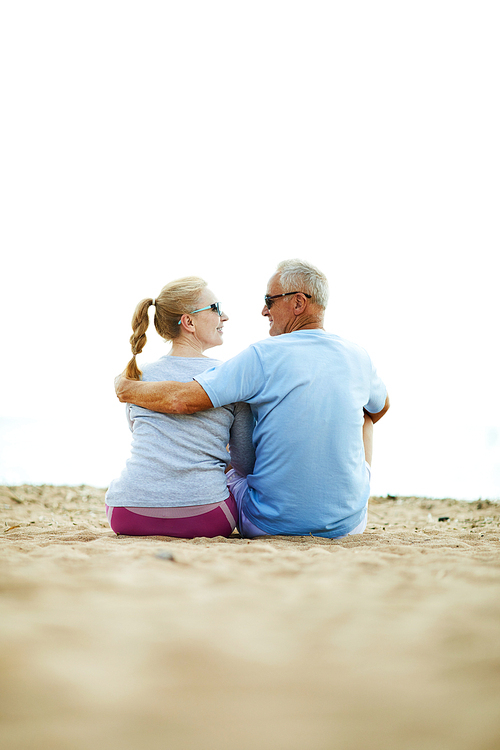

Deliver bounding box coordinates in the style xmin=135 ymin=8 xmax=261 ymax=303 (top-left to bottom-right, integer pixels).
xmin=293 ymin=294 xmax=308 ymax=315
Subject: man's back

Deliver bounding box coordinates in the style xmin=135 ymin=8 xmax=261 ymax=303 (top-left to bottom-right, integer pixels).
xmin=196 ymin=329 xmax=387 ymax=537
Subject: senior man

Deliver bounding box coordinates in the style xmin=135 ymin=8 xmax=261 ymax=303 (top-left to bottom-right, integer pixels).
xmin=115 ymin=259 xmax=389 ymax=539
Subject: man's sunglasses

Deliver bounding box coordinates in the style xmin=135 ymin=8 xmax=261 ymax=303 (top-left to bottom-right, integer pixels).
xmin=264 ymin=291 xmax=312 ymax=309
xmin=178 ymin=302 xmax=222 ymax=324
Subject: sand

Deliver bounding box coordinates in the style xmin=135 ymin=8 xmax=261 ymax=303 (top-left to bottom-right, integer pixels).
xmin=1 ymin=485 xmax=500 ymax=750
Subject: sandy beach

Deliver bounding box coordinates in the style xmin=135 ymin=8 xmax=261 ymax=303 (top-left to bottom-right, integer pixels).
xmin=1 ymin=485 xmax=499 ymax=750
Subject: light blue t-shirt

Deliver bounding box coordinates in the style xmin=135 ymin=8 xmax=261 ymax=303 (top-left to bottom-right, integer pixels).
xmin=195 ymin=330 xmax=387 ymax=538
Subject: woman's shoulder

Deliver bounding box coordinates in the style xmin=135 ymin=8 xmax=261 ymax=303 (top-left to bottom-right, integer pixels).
xmin=141 ymin=355 xmax=222 ymax=382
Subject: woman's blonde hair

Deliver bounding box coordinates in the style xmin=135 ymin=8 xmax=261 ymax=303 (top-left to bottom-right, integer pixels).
xmin=124 ymin=276 xmax=207 ymax=380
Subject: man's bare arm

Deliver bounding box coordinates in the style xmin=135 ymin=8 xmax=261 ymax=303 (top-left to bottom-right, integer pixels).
xmin=114 ymin=374 xmax=213 ymax=414
xmin=365 ymin=394 xmax=390 ymax=424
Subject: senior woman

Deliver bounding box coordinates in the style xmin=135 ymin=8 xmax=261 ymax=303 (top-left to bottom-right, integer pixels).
xmin=105 ymin=277 xmax=255 ymax=538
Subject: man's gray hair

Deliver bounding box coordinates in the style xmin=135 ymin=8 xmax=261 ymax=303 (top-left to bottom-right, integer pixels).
xmin=276 ymin=259 xmax=329 ymax=309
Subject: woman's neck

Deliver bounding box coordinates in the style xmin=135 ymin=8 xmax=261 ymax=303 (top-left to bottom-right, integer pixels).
xmin=168 ymin=339 xmax=210 ymax=358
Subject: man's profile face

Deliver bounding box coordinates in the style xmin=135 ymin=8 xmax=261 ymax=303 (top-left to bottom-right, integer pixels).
xmin=262 ymin=273 xmax=295 ymax=337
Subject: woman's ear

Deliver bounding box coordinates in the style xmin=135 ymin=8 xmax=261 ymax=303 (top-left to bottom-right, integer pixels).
xmin=178 ymin=314 xmax=195 ymax=331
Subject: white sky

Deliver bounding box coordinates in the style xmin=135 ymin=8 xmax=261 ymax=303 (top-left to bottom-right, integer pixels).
xmin=1 ymin=1 xmax=499 ymax=500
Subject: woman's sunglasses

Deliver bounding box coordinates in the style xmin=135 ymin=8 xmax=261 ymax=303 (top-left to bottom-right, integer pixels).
xmin=178 ymin=302 xmax=222 ymax=324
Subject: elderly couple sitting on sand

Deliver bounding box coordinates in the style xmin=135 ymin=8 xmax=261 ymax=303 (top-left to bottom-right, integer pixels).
xmin=108 ymin=259 xmax=390 ymax=540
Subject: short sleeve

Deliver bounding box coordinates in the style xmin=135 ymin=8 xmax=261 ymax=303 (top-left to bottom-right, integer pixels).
xmin=194 ymin=346 xmax=265 ymax=407
xmin=365 ymin=360 xmax=387 ymax=415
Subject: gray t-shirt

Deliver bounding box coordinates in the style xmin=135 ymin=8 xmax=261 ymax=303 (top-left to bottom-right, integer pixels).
xmin=106 ymin=356 xmax=255 ymax=508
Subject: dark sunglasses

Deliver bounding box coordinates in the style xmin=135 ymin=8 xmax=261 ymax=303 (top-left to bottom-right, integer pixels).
xmin=264 ymin=291 xmax=312 ymax=309
xmin=178 ymin=302 xmax=222 ymax=324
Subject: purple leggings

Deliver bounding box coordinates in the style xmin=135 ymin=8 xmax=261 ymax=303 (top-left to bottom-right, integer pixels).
xmin=105 ymin=494 xmax=238 ymax=538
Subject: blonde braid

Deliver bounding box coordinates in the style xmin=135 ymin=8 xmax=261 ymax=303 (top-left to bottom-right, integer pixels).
xmin=124 ymin=298 xmax=155 ymax=380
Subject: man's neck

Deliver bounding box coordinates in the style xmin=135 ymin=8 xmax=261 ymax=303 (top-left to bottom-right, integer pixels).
xmin=283 ymin=315 xmax=325 ymax=334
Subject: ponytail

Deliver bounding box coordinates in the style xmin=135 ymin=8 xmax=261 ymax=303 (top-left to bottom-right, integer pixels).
xmin=124 ymin=298 xmax=155 ymax=380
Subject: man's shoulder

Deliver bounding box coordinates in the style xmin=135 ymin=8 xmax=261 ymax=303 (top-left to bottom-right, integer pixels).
xmin=331 ymin=335 xmax=374 ymax=367
xmin=237 ymin=330 xmax=337 ymax=357
xmin=250 ymin=329 xmax=328 ymax=347
xmin=221 ymin=330 xmax=371 ymax=364
xmin=271 ymin=329 xmax=361 ymax=350
xmin=293 ymin=331 xmax=375 ymax=370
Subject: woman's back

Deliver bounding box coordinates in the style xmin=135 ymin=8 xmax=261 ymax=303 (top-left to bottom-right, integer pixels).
xmin=106 ymin=356 xmax=254 ymax=508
